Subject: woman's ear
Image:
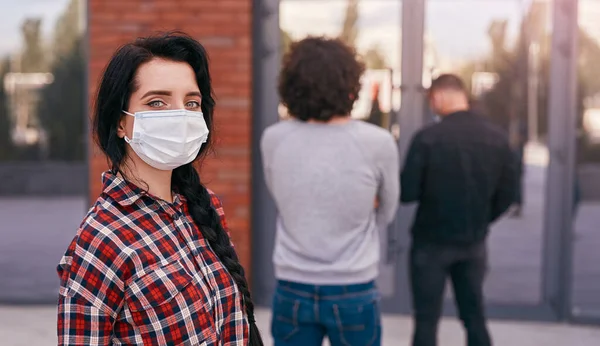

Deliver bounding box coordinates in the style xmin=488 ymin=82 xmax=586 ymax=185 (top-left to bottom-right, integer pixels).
xmin=117 ymin=116 xmax=127 ymax=139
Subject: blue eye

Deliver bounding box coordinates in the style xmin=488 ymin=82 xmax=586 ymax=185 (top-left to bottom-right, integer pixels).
xmin=147 ymin=100 xmax=165 ymax=108
xmin=186 ymin=101 xmax=201 ymax=108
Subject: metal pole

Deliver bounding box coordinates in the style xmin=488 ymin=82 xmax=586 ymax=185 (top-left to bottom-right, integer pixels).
xmin=389 ymin=0 xmax=426 ymax=312
xmin=542 ymin=0 xmax=578 ymax=321
xmin=251 ymin=0 xmax=280 ymax=307
xmin=399 ymin=0 xmax=426 ymax=152
xmin=526 ymin=0 xmax=543 ymax=144
xmin=528 ymin=42 xmax=540 ymax=143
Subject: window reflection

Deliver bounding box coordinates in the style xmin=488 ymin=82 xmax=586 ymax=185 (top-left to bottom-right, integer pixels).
xmin=0 ymin=0 xmax=87 ymax=304
xmin=1 ymin=0 xmax=85 ymax=163
xmin=572 ymin=0 xmax=600 ymax=319
xmin=279 ymin=0 xmax=401 ymax=131
xmin=425 ymin=0 xmax=552 ymax=305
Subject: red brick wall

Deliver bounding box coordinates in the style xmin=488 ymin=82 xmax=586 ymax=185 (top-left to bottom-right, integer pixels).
xmin=88 ymin=0 xmax=253 ymax=273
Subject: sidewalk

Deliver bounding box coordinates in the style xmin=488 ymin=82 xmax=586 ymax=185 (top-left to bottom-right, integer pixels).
xmin=1 ymin=305 xmax=599 ymax=345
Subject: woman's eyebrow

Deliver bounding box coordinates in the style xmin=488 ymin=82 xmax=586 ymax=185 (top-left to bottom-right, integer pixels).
xmin=141 ymin=90 xmax=171 ymax=99
xmin=186 ymin=91 xmax=201 ymax=97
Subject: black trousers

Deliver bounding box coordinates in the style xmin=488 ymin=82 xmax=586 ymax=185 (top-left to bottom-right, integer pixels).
xmin=410 ymin=240 xmax=491 ymax=346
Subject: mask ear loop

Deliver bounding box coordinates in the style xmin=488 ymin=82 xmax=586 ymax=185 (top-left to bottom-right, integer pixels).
xmin=121 ymin=110 xmax=135 ymax=143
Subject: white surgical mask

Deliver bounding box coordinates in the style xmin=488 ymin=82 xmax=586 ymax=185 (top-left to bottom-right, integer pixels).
xmin=122 ymin=109 xmax=209 ymax=170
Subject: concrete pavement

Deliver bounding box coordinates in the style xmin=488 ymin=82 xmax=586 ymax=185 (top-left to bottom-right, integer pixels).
xmin=1 ymin=305 xmax=599 ymax=346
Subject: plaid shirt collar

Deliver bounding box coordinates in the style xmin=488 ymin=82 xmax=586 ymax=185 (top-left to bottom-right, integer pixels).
xmin=101 ymin=170 xmax=183 ymax=208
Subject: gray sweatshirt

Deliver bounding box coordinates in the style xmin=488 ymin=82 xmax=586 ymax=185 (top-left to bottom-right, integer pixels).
xmin=260 ymin=119 xmax=400 ymax=285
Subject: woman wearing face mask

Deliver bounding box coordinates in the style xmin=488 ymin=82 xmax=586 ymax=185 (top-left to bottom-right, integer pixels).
xmin=56 ymin=32 xmax=263 ymax=346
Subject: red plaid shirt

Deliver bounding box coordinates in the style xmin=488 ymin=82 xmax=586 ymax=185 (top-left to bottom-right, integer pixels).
xmin=57 ymin=171 xmax=248 ymax=345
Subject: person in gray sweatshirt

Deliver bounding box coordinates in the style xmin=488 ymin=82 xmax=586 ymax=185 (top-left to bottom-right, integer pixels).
xmin=260 ymin=36 xmax=400 ymax=346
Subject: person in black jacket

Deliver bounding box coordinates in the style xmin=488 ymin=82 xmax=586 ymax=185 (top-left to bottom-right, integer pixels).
xmin=401 ymin=74 xmax=518 ymax=346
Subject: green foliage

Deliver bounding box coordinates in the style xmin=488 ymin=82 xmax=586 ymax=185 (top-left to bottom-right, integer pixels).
xmin=281 ymin=29 xmax=292 ymax=56
xmin=36 ymin=37 xmax=85 ymax=161
xmin=35 ymin=0 xmax=85 ymax=162
xmin=52 ymin=0 xmax=82 ymax=61
xmin=461 ymin=2 xmax=548 ymax=143
xmin=364 ymin=45 xmax=387 ymax=69
xmin=20 ymin=18 xmax=48 ymax=73
xmin=30 ymin=0 xmax=88 ymax=161
xmin=459 ymin=0 xmax=600 ymax=162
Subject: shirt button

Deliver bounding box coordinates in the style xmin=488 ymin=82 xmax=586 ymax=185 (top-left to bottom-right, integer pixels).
xmin=172 ymin=213 xmax=180 ymax=221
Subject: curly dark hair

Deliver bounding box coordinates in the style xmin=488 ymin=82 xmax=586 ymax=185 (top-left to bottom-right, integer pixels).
xmin=279 ymin=36 xmax=365 ymax=122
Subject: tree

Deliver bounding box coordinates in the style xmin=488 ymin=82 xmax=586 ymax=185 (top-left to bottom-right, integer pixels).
xmin=486 ymin=19 xmax=510 ymax=71
xmin=281 ymin=29 xmax=293 ymax=56
xmin=20 ymin=18 xmax=47 ymax=73
xmin=339 ymin=0 xmax=358 ymax=48
xmin=51 ymin=0 xmax=82 ymax=62
xmin=576 ymin=29 xmax=600 ymax=163
xmin=466 ymin=2 xmax=548 ymax=142
xmin=465 ymin=0 xmax=600 ymax=163
xmin=474 ymin=18 xmax=517 ymax=133
xmin=36 ymin=37 xmax=85 ymax=161
xmin=578 ymin=30 xmax=600 ymax=101
xmin=363 ymin=45 xmax=387 ymax=69
xmin=36 ymin=0 xmax=85 ymax=161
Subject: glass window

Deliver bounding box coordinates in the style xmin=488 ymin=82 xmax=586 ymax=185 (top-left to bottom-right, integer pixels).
xmin=572 ymin=0 xmax=600 ymax=319
xmin=279 ymin=0 xmax=402 ymax=133
xmin=0 ymin=0 xmax=87 ymax=303
xmin=425 ymin=0 xmax=553 ymax=305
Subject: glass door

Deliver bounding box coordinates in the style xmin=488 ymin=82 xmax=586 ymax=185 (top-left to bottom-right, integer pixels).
xmin=278 ymin=0 xmax=405 ymax=311
xmin=570 ymin=0 xmax=600 ymax=324
xmin=409 ymin=0 xmax=558 ymax=319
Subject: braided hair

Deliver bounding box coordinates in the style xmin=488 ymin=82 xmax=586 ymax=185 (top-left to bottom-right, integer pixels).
xmin=172 ymin=165 xmax=262 ymax=344
xmin=93 ymin=32 xmax=263 ymax=345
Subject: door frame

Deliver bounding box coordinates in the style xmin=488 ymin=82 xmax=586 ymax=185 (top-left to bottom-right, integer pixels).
xmin=251 ymin=0 xmax=280 ymax=308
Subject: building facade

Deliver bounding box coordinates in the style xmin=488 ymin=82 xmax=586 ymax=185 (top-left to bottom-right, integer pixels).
xmin=0 ymin=0 xmax=598 ymax=327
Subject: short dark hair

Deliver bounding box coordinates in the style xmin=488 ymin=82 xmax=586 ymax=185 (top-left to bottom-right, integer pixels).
xmin=278 ymin=36 xmax=365 ymax=122
xmin=429 ymin=74 xmax=467 ymax=95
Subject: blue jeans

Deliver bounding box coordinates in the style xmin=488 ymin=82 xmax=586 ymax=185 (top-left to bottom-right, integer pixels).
xmin=271 ymin=280 xmax=381 ymax=346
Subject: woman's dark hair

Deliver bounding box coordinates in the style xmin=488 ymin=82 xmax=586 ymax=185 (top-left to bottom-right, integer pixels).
xmin=278 ymin=36 xmax=365 ymax=122
xmin=93 ymin=32 xmax=263 ymax=346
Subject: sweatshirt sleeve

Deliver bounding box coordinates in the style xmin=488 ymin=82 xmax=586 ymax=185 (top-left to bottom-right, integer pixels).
xmin=375 ymin=134 xmax=400 ymax=226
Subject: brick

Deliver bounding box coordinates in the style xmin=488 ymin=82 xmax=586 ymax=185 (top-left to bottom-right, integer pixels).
xmin=197 ymin=36 xmax=236 ymax=48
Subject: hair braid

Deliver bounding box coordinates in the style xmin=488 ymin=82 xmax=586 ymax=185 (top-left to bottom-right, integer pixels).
xmin=172 ymin=164 xmax=263 ymax=345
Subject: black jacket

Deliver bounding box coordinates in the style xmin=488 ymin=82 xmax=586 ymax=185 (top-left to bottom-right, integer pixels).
xmin=401 ymin=111 xmax=518 ymax=245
